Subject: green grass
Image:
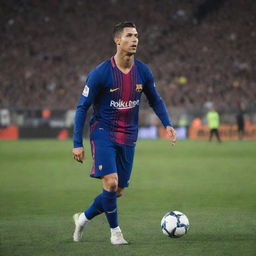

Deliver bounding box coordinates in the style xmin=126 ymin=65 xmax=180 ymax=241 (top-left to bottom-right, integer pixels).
xmin=0 ymin=139 xmax=256 ymax=256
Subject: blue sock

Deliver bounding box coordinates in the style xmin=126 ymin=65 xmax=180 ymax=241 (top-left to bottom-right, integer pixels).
xmin=102 ymin=189 xmax=118 ymax=228
xmin=84 ymin=193 xmax=104 ymax=220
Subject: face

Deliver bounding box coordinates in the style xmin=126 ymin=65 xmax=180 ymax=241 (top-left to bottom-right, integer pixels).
xmin=115 ymin=27 xmax=139 ymax=54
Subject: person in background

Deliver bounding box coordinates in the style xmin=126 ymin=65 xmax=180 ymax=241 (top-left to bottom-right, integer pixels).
xmin=207 ymin=108 xmax=222 ymax=142
xmin=236 ymin=110 xmax=245 ymax=140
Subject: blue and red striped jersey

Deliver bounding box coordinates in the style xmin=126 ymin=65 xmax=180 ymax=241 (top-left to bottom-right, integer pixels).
xmin=73 ymin=57 xmax=172 ymax=147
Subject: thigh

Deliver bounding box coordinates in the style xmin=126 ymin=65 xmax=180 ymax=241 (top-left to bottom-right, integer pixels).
xmin=116 ymin=144 xmax=135 ymax=188
xmin=90 ymin=137 xmax=117 ymax=178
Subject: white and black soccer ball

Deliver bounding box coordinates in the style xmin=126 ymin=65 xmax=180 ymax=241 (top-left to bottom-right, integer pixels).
xmin=161 ymin=211 xmax=190 ymax=238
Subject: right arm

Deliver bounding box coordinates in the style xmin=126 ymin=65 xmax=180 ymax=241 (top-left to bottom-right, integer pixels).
xmin=72 ymin=69 xmax=101 ymax=162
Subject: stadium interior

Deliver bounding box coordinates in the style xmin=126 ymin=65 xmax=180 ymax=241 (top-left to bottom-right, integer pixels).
xmin=1 ymin=2 xmax=256 ymax=256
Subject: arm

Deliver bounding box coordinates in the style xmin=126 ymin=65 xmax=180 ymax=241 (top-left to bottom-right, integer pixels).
xmin=143 ymin=69 xmax=176 ymax=146
xmin=72 ymin=70 xmax=101 ymax=162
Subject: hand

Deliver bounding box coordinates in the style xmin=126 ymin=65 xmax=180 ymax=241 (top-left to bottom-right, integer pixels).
xmin=166 ymin=126 xmax=176 ymax=146
xmin=72 ymin=147 xmax=84 ymax=163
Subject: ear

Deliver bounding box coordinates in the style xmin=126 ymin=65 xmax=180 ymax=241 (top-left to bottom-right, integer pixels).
xmin=114 ymin=37 xmax=121 ymax=45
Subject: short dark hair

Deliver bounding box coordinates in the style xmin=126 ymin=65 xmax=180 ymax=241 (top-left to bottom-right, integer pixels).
xmin=113 ymin=21 xmax=136 ymax=38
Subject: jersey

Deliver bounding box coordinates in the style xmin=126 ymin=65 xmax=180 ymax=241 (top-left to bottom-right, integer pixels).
xmin=73 ymin=57 xmax=172 ymax=147
xmin=207 ymin=111 xmax=220 ymax=129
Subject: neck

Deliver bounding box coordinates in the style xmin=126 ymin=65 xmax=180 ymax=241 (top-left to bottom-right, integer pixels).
xmin=114 ymin=51 xmax=134 ymax=70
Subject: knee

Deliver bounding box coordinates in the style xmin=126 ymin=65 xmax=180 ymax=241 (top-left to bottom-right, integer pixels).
xmin=103 ymin=176 xmax=118 ymax=192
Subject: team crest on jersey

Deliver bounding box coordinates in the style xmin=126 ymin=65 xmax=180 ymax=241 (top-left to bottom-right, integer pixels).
xmin=136 ymin=84 xmax=143 ymax=92
xmin=98 ymin=165 xmax=103 ymax=171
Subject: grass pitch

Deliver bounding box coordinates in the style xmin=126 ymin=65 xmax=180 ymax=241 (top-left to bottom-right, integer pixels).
xmin=0 ymin=139 xmax=256 ymax=256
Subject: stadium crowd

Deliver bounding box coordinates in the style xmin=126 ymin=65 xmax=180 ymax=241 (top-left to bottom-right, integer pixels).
xmin=1 ymin=0 xmax=255 ymax=116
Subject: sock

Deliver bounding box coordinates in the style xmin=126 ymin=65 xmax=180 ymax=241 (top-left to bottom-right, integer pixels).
xmin=78 ymin=212 xmax=89 ymax=226
xmin=111 ymin=226 xmax=121 ymax=233
xmin=84 ymin=193 xmax=104 ymax=220
xmin=102 ymin=189 xmax=118 ymax=228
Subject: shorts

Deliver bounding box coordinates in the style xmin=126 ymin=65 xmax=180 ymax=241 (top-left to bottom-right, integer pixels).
xmin=89 ymin=127 xmax=135 ymax=188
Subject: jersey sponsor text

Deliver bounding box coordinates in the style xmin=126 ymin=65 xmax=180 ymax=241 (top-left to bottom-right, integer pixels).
xmin=110 ymin=99 xmax=140 ymax=110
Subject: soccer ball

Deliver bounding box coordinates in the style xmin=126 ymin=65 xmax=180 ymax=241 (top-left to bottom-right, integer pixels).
xmin=161 ymin=211 xmax=190 ymax=238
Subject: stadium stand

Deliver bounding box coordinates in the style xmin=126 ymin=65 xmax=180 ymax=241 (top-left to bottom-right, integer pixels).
xmin=0 ymin=0 xmax=255 ymax=124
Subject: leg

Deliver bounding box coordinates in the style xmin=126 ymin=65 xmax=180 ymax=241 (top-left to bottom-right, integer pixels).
xmin=83 ymin=173 xmax=124 ymax=228
xmin=101 ymin=174 xmax=128 ymax=245
xmin=74 ymin=175 xmax=127 ymax=244
xmin=101 ymin=173 xmax=119 ymax=229
xmin=103 ymin=143 xmax=135 ymax=245
xmin=86 ymin=138 xmax=118 ymax=225
xmin=212 ymin=129 xmax=217 ymax=140
xmin=209 ymin=129 xmax=214 ymax=141
xmin=215 ymin=129 xmax=221 ymax=142
xmin=73 ymin=135 xmax=118 ymax=242
xmin=77 ymin=174 xmax=120 ymax=228
xmin=106 ymin=144 xmax=134 ymax=244
xmin=73 ymin=192 xmax=105 ymax=242
xmin=75 ymin=139 xmax=116 ymax=222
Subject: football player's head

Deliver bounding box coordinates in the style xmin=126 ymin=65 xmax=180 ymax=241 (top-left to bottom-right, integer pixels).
xmin=113 ymin=22 xmax=138 ymax=55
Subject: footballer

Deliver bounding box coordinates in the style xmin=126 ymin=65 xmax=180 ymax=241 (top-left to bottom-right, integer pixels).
xmin=72 ymin=21 xmax=176 ymax=245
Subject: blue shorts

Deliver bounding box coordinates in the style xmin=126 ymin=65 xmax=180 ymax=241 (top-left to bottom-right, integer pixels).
xmin=89 ymin=128 xmax=135 ymax=188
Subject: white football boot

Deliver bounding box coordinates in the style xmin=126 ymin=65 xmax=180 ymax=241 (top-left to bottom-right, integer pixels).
xmin=73 ymin=212 xmax=88 ymax=242
xmin=110 ymin=227 xmax=128 ymax=245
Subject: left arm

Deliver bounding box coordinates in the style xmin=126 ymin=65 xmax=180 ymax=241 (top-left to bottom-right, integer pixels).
xmin=143 ymin=69 xmax=176 ymax=145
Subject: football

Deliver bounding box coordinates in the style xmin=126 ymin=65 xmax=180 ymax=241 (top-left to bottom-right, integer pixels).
xmin=161 ymin=211 xmax=190 ymax=238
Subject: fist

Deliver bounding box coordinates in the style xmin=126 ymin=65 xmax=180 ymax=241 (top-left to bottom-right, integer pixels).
xmin=72 ymin=147 xmax=84 ymax=163
xmin=166 ymin=126 xmax=176 ymax=146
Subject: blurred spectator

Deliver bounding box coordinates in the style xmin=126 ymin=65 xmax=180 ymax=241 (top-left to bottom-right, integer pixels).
xmin=236 ymin=111 xmax=245 ymax=140
xmin=42 ymin=108 xmax=51 ymax=119
xmin=207 ymin=108 xmax=222 ymax=142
